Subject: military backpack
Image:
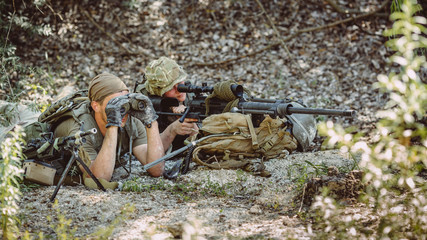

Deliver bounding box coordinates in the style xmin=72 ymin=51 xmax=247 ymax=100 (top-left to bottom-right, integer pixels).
xmin=21 ymin=90 xmax=90 ymax=185
xmin=191 ymin=112 xmax=298 ymax=176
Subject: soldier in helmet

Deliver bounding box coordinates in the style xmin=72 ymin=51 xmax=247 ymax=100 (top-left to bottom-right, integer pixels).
xmin=136 ymin=57 xmax=199 ymax=151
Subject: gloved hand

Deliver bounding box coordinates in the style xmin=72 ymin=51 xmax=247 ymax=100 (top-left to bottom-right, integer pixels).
xmin=105 ymin=95 xmax=130 ymax=128
xmin=127 ymin=93 xmax=159 ymax=127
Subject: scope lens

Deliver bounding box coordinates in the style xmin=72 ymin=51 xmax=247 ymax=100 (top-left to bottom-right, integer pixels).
xmin=120 ymin=107 xmax=126 ymax=115
xmin=137 ymin=101 xmax=145 ymax=110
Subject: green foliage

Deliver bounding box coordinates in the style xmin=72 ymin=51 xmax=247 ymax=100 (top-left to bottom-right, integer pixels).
xmin=200 ymin=176 xmax=232 ymax=197
xmin=391 ymin=0 xmax=423 ymax=13
xmin=317 ymin=0 xmax=427 ymax=238
xmin=0 ymin=0 xmax=52 ymax=43
xmin=121 ymin=0 xmax=145 ymax=11
xmin=0 ymin=126 xmax=25 ymax=239
xmin=1 ymin=0 xmax=54 ymax=108
xmin=286 ymin=159 xmax=358 ymax=191
xmin=122 ymin=177 xmax=171 ymax=192
xmin=88 ymin=204 xmax=135 ymax=239
xmin=122 ymin=176 xmax=233 ymax=198
xmin=288 ymin=161 xmax=328 ymax=189
xmin=46 ymin=200 xmax=77 ymax=240
xmin=19 ymin=182 xmax=42 ymax=193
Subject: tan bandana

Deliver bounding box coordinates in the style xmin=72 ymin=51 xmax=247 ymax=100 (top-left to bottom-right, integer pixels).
xmin=88 ymin=73 xmax=128 ymax=102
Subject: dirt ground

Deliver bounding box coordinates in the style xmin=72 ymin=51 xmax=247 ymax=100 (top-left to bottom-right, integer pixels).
xmin=2 ymin=0 xmax=416 ymax=238
xmin=19 ymin=150 xmax=363 ymax=239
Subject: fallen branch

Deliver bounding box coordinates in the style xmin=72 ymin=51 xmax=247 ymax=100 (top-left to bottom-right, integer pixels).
xmin=324 ymin=0 xmax=361 ymax=14
xmin=189 ymin=0 xmax=390 ymax=67
xmin=46 ymin=0 xmax=64 ymax=21
xmin=255 ymin=0 xmax=305 ymax=78
xmin=80 ymin=6 xmax=149 ymax=57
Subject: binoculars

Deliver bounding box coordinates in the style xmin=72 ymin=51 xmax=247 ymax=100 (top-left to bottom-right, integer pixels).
xmin=120 ymin=96 xmax=147 ymax=115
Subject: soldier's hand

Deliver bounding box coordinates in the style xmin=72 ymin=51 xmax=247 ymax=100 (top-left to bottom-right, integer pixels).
xmin=105 ymin=95 xmax=130 ymax=128
xmin=171 ymin=118 xmax=199 ymax=136
xmin=127 ymin=93 xmax=159 ymax=127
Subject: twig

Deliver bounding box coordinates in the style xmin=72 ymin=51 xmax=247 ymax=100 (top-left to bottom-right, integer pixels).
xmin=254 ymin=0 xmax=305 ymax=79
xmin=354 ymin=23 xmax=383 ymax=36
xmin=79 ymin=6 xmax=134 ymax=55
xmin=299 ymin=0 xmax=390 ymax=34
xmin=298 ymin=183 xmax=307 ymax=213
xmin=2 ymin=0 xmax=16 ymax=98
xmin=46 ymin=1 xmax=64 ymax=21
xmin=189 ymin=0 xmax=390 ymax=67
xmin=324 ymin=0 xmax=360 ymax=14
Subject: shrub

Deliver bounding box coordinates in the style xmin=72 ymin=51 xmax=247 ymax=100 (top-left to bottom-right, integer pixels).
xmin=1 ymin=0 xmax=53 ymax=107
xmin=0 ymin=126 xmax=25 ymax=239
xmin=316 ymin=0 xmax=427 ymax=238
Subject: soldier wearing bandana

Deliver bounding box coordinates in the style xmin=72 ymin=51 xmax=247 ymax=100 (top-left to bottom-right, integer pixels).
xmin=53 ymin=73 xmax=169 ymax=187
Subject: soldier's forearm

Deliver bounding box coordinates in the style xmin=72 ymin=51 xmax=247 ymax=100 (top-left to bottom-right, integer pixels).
xmin=90 ymin=126 xmax=119 ymax=181
xmin=159 ymin=122 xmax=178 ymax=151
xmin=145 ymin=121 xmax=165 ymax=177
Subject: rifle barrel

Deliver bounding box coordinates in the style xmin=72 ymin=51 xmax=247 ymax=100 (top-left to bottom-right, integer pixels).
xmin=238 ymin=102 xmax=356 ymax=117
xmin=286 ymin=107 xmax=356 ymax=117
xmin=64 ymin=128 xmax=97 ymax=142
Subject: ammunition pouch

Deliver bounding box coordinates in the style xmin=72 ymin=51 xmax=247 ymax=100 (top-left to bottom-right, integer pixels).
xmin=23 ymin=160 xmax=57 ymax=185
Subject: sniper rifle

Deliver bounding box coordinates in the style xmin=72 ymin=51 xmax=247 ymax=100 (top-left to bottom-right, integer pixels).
xmin=149 ymin=81 xmax=355 ymax=127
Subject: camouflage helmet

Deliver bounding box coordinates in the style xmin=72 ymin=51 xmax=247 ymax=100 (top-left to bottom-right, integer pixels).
xmin=144 ymin=57 xmax=188 ymax=96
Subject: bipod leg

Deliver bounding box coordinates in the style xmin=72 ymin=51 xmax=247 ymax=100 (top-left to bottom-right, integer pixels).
xmin=74 ymin=155 xmax=106 ymax=192
xmin=50 ymin=154 xmax=77 ymax=202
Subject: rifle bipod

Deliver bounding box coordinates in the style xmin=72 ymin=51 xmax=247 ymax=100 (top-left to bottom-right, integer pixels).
xmin=50 ymin=147 xmax=106 ymax=202
xmin=49 ymin=129 xmax=106 ymax=202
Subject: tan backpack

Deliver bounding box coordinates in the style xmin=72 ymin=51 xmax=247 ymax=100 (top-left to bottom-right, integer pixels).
xmin=191 ymin=112 xmax=298 ymax=176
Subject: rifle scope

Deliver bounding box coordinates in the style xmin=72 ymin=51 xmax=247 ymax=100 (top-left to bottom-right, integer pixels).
xmin=177 ymin=82 xmax=244 ymax=98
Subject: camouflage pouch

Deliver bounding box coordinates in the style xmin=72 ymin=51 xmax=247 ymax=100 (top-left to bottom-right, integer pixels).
xmin=38 ymin=90 xmax=89 ymax=128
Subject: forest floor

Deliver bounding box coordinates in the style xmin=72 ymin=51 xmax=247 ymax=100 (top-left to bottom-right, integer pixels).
xmin=4 ymin=0 xmax=416 ymax=238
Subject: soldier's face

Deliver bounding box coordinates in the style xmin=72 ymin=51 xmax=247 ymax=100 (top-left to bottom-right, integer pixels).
xmin=163 ymin=82 xmax=186 ymax=102
xmin=101 ymin=90 xmax=129 ymax=127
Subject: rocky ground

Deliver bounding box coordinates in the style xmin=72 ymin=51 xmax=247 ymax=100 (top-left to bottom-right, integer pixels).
xmin=2 ymin=0 xmax=416 ymax=238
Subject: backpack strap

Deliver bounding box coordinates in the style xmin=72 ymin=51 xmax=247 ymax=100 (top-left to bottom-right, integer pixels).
xmin=243 ymin=114 xmax=259 ymax=150
xmin=261 ymin=125 xmax=287 ymax=153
